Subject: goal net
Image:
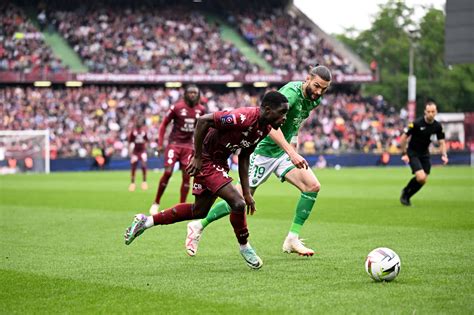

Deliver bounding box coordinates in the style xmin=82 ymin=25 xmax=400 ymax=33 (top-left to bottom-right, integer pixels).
xmin=0 ymin=130 xmax=50 ymax=175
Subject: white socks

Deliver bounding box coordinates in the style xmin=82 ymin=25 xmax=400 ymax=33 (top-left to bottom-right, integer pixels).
xmin=240 ymin=243 xmax=251 ymax=251
xmin=145 ymin=216 xmax=154 ymax=228
xmin=287 ymin=231 xmax=299 ymax=239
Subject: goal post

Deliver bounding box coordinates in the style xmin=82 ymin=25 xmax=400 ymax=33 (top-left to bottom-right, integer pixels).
xmin=0 ymin=130 xmax=50 ymax=174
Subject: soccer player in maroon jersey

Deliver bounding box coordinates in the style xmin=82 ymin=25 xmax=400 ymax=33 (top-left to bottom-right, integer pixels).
xmin=150 ymin=85 xmax=206 ymax=214
xmin=124 ymin=91 xmax=289 ymax=269
xmin=128 ymin=119 xmax=149 ymax=192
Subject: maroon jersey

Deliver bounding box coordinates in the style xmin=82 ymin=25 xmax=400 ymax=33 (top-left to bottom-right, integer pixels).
xmin=202 ymin=107 xmax=271 ymax=162
xmin=129 ymin=128 xmax=148 ymax=153
xmin=158 ymin=100 xmax=206 ymax=148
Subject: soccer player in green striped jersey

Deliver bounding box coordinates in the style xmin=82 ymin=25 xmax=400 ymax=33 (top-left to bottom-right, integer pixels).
xmin=185 ymin=65 xmax=332 ymax=257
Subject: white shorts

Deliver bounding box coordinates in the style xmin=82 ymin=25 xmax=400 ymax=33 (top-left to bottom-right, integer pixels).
xmin=248 ymin=153 xmax=296 ymax=188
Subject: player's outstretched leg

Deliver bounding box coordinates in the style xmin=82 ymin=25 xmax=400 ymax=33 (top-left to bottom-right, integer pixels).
xmin=124 ymin=214 xmax=148 ymax=245
xmin=185 ymin=200 xmax=231 ymax=256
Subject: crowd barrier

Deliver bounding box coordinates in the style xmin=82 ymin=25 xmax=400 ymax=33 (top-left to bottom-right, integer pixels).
xmin=50 ymin=151 xmax=472 ymax=172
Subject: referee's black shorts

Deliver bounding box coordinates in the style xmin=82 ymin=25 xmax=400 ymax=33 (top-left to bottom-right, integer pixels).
xmin=408 ymin=151 xmax=431 ymax=174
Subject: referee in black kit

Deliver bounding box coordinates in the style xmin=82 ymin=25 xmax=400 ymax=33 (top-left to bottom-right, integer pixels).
xmin=399 ymin=101 xmax=449 ymax=206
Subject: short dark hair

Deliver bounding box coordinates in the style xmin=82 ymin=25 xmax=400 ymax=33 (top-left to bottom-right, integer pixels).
xmin=309 ymin=65 xmax=332 ymax=82
xmin=425 ymin=99 xmax=437 ymax=108
xmin=261 ymin=91 xmax=288 ymax=109
xmin=185 ymin=84 xmax=199 ymax=93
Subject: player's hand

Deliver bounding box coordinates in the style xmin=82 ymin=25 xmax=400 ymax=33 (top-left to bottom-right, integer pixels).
xmin=401 ymin=154 xmax=410 ymax=164
xmin=244 ymin=194 xmax=256 ymax=215
xmin=289 ymin=152 xmax=309 ymax=169
xmin=186 ymin=157 xmax=202 ymax=176
xmin=157 ymin=146 xmax=164 ymax=156
xmin=441 ymin=155 xmax=449 ymax=165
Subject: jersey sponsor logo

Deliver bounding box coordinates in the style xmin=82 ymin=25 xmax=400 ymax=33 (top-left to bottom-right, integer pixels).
xmin=180 ymin=109 xmax=188 ymax=116
xmin=221 ymin=114 xmax=237 ymax=126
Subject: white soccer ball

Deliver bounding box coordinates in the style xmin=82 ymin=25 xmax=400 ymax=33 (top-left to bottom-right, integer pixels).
xmin=365 ymin=247 xmax=401 ymax=282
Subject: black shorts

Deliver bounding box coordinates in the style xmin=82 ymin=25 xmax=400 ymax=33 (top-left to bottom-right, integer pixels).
xmin=408 ymin=152 xmax=431 ymax=174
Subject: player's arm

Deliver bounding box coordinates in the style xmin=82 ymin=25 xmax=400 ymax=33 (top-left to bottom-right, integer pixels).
xmin=399 ymin=133 xmax=410 ymax=163
xmin=400 ymin=122 xmax=414 ymax=163
xmin=157 ymin=111 xmax=174 ymax=154
xmin=238 ymin=150 xmax=256 ymax=215
xmin=439 ymin=140 xmax=448 ymax=165
xmin=269 ymin=128 xmax=308 ymax=169
xmin=186 ymin=113 xmax=215 ymax=176
xmin=437 ymin=124 xmax=448 ymax=165
xmin=128 ymin=132 xmax=135 ymax=155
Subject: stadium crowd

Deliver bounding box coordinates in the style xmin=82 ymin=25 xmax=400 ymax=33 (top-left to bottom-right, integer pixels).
xmin=1 ymin=86 xmax=407 ymax=159
xmin=0 ymin=3 xmax=66 ymax=73
xmin=2 ymin=1 xmax=357 ymax=76
xmin=227 ymin=8 xmax=356 ymax=76
xmin=51 ymin=5 xmax=259 ymax=74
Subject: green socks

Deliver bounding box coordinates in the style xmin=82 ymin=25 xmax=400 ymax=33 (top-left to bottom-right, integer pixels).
xmin=201 ymin=200 xmax=231 ymax=228
xmin=289 ymin=191 xmax=318 ymax=234
xmin=201 ymin=191 xmax=318 ymax=234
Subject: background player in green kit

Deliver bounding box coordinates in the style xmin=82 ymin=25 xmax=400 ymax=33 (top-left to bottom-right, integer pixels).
xmin=185 ymin=65 xmax=332 ymax=257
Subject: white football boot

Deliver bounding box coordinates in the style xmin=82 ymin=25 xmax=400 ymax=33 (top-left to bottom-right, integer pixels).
xmin=185 ymin=221 xmax=203 ymax=256
xmin=282 ymin=236 xmax=315 ymax=256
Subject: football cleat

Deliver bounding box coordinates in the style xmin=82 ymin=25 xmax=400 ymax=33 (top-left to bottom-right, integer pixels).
xmin=124 ymin=214 xmax=147 ymax=245
xmin=149 ymin=203 xmax=159 ymax=215
xmin=400 ymin=189 xmax=411 ymax=206
xmin=141 ymin=182 xmax=148 ymax=190
xmin=128 ymin=183 xmax=136 ymax=192
xmin=240 ymin=246 xmax=263 ymax=269
xmin=185 ymin=221 xmax=203 ymax=256
xmin=282 ymin=236 xmax=314 ymax=256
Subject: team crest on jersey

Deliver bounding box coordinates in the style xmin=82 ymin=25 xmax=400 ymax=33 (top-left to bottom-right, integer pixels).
xmin=221 ymin=114 xmax=237 ymax=126
xmin=240 ymin=114 xmax=246 ymax=123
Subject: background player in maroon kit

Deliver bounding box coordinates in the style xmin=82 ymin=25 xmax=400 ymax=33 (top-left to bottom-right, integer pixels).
xmin=124 ymin=91 xmax=289 ymax=269
xmin=150 ymin=85 xmax=206 ymax=214
xmin=128 ymin=119 xmax=149 ymax=192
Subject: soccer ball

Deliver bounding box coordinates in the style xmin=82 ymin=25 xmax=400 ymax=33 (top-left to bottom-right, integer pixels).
xmin=365 ymin=247 xmax=401 ymax=282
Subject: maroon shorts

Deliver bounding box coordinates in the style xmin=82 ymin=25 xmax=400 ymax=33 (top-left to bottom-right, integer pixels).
xmin=192 ymin=159 xmax=233 ymax=195
xmin=164 ymin=144 xmax=193 ymax=169
xmin=131 ymin=150 xmax=147 ymax=163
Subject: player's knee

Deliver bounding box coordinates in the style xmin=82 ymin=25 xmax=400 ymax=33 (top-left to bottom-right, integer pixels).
xmin=163 ymin=169 xmax=173 ymax=178
xmin=305 ymin=182 xmax=321 ymax=193
xmin=416 ymin=173 xmax=427 ymax=184
xmin=228 ymin=198 xmax=246 ymax=213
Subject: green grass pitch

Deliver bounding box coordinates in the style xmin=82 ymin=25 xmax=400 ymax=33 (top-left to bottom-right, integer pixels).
xmin=1 ymin=166 xmax=473 ymax=313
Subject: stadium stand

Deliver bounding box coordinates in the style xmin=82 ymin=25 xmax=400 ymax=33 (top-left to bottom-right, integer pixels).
xmin=0 ymin=86 xmax=406 ymax=158
xmin=0 ymin=3 xmax=66 ymax=73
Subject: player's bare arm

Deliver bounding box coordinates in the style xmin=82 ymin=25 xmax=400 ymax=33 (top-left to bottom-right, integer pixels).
xmin=439 ymin=139 xmax=449 ymax=165
xmin=269 ymin=128 xmax=309 ymax=169
xmin=238 ymin=150 xmax=256 ymax=215
xmin=157 ymin=114 xmax=173 ymax=156
xmin=399 ymin=133 xmax=410 ymax=163
xmin=186 ymin=113 xmax=215 ymax=176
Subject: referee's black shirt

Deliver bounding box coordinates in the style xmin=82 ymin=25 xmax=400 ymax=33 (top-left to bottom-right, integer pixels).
xmin=404 ymin=117 xmax=445 ymax=155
